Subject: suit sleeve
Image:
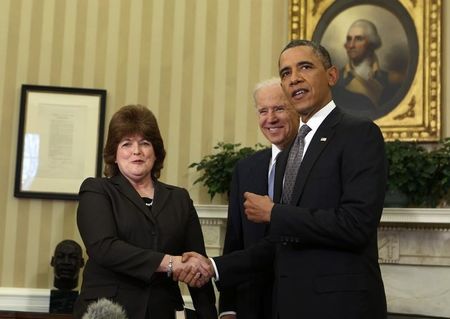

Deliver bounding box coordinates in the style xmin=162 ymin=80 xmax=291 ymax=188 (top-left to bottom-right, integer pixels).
xmin=218 ymin=164 xmax=243 ymax=314
xmin=181 ymin=191 xmax=217 ymax=318
xmin=214 ymin=155 xmax=274 ymax=290
xmin=77 ymin=178 xmax=164 ymax=283
xmin=270 ymin=120 xmax=387 ymax=251
xmin=214 ymin=237 xmax=274 ymax=290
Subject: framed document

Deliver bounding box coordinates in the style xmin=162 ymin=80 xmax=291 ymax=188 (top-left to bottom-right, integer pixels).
xmin=14 ymin=85 xmax=107 ymax=200
xmin=289 ymin=0 xmax=441 ymax=141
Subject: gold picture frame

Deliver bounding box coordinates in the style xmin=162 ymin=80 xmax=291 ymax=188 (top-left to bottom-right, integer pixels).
xmin=289 ymin=0 xmax=441 ymax=141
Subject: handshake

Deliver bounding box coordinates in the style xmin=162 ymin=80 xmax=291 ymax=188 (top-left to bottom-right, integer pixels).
xmin=170 ymin=252 xmax=215 ymax=288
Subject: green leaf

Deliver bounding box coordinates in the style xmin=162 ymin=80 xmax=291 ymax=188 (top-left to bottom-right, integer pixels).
xmin=189 ymin=142 xmax=266 ymax=200
xmin=385 ymin=139 xmax=450 ymax=207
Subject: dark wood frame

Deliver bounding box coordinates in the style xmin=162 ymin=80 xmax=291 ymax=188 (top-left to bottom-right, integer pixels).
xmin=14 ymin=85 xmax=106 ymax=200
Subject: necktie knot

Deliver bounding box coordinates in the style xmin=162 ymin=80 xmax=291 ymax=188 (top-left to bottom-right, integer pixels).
xmin=298 ymin=124 xmax=312 ymax=139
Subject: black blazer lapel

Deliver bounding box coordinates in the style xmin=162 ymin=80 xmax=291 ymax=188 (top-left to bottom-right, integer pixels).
xmin=274 ymin=148 xmax=289 ymax=203
xmin=248 ymin=149 xmax=272 ymax=195
xmin=111 ymin=174 xmax=157 ymax=224
xmin=290 ymin=108 xmax=342 ymax=205
xmin=246 ymin=149 xmax=272 ymax=238
xmin=151 ymin=181 xmax=170 ymax=219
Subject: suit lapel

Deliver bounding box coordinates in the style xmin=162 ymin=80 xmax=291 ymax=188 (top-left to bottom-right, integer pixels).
xmin=249 ymin=149 xmax=272 ymax=195
xmin=111 ymin=174 xmax=157 ymax=224
xmin=248 ymin=149 xmax=272 ymax=238
xmin=274 ymin=148 xmax=289 ymax=203
xmin=151 ymin=181 xmax=170 ymax=219
xmin=290 ymin=108 xmax=342 ymax=204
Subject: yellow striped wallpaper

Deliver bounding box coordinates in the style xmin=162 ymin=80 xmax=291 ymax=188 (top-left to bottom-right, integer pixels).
xmin=0 ymin=0 xmax=289 ymax=289
xmin=0 ymin=0 xmax=449 ymax=290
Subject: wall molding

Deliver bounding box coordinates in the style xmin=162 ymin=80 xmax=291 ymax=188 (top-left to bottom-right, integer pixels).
xmin=0 ymin=288 xmax=193 ymax=313
xmin=0 ymin=288 xmax=50 ymax=312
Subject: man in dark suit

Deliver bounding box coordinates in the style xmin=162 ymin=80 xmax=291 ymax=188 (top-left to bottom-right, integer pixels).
xmin=219 ymin=78 xmax=298 ymax=319
xmin=182 ymin=40 xmax=387 ymax=319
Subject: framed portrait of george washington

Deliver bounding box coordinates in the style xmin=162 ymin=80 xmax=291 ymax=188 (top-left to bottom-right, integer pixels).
xmin=289 ymin=0 xmax=441 ymax=141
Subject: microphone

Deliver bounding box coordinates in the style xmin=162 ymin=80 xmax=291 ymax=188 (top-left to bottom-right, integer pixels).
xmin=82 ymin=298 xmax=128 ymax=319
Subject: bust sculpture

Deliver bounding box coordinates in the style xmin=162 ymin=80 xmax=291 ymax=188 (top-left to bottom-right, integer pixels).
xmin=50 ymin=239 xmax=85 ymax=290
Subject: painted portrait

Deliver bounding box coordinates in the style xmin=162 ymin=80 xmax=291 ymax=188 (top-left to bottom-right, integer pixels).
xmin=312 ymin=1 xmax=417 ymax=120
xmin=289 ymin=0 xmax=441 ymax=141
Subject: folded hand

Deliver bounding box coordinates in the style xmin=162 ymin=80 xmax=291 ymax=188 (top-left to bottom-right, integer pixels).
xmin=243 ymin=192 xmax=274 ymax=223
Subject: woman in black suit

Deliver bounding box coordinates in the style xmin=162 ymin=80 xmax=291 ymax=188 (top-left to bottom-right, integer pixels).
xmin=74 ymin=105 xmax=216 ymax=319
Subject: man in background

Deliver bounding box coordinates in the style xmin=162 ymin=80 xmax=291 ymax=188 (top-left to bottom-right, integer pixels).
xmin=219 ymin=78 xmax=299 ymax=319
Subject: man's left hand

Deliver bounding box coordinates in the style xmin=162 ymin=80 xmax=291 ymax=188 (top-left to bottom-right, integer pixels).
xmin=243 ymin=192 xmax=274 ymax=223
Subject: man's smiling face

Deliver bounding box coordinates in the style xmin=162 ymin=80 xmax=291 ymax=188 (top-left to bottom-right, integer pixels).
xmin=256 ymin=83 xmax=299 ymax=149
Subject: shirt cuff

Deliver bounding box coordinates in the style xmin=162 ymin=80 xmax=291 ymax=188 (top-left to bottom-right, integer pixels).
xmin=219 ymin=311 xmax=237 ymax=318
xmin=209 ymin=257 xmax=219 ymax=281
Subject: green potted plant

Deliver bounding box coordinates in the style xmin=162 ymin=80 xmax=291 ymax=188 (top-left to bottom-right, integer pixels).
xmin=189 ymin=142 xmax=265 ymax=199
xmin=190 ymin=139 xmax=450 ymax=206
xmin=428 ymin=138 xmax=450 ymax=206
xmin=385 ymin=139 xmax=450 ymax=207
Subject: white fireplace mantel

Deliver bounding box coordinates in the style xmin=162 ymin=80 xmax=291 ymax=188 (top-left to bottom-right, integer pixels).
xmin=196 ymin=205 xmax=450 ymax=225
xmin=380 ymin=207 xmax=450 ymax=225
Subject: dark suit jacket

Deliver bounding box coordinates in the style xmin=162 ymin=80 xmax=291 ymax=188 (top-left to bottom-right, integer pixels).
xmin=214 ymin=107 xmax=387 ymax=319
xmin=219 ymin=149 xmax=273 ymax=319
xmin=73 ymin=173 xmax=216 ymax=319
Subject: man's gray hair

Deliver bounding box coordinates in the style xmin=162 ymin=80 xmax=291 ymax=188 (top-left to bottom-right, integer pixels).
xmin=349 ymin=19 xmax=382 ymax=50
xmin=252 ymin=77 xmax=281 ymax=106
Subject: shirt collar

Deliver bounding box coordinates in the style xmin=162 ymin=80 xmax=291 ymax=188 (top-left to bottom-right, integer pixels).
xmin=271 ymin=144 xmax=282 ymax=166
xmin=299 ymin=100 xmax=336 ymax=131
xmin=343 ymin=54 xmax=381 ymax=78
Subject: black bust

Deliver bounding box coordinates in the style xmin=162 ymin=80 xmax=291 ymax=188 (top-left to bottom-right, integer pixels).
xmin=50 ymin=239 xmax=85 ymax=290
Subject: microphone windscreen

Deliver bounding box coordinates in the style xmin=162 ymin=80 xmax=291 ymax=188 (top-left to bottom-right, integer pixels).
xmin=82 ymin=298 xmax=128 ymax=319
